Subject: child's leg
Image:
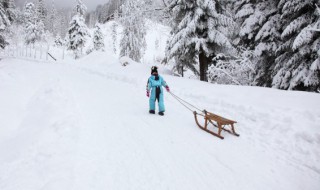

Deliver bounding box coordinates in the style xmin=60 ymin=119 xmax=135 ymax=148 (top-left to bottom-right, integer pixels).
xmin=149 ymin=89 xmax=156 ymax=111
xmin=158 ymin=92 xmax=165 ymax=112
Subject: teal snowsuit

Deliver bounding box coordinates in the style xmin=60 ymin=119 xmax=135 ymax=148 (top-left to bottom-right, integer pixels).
xmin=147 ymin=75 xmax=168 ymax=112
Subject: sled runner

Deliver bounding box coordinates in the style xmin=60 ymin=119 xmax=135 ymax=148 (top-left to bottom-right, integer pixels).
xmin=194 ymin=110 xmax=239 ymax=139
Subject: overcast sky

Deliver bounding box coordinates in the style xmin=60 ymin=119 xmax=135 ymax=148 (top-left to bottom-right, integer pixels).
xmin=16 ymin=0 xmax=109 ymax=11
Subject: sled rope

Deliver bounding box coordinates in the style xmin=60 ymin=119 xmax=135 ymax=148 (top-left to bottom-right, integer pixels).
xmin=169 ymin=92 xmax=204 ymax=115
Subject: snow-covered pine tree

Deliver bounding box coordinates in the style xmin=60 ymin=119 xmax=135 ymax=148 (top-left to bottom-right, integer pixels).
xmin=119 ymin=0 xmax=147 ymax=62
xmin=36 ymin=0 xmax=47 ymax=24
xmin=54 ymin=34 xmax=65 ymax=46
xmin=24 ymin=2 xmax=45 ymax=45
xmin=67 ymin=16 xmax=89 ymax=58
xmin=73 ymin=0 xmax=87 ymax=17
xmin=67 ymin=0 xmax=89 ymax=59
xmin=0 ymin=1 xmax=11 ymax=48
xmin=233 ymin=0 xmax=281 ymax=86
xmin=166 ymin=0 xmax=235 ymax=81
xmin=47 ymin=0 xmax=58 ymax=36
xmin=111 ymin=22 xmax=117 ymax=54
xmin=58 ymin=11 xmax=69 ymax=38
xmin=273 ymin=0 xmax=320 ymax=91
xmin=23 ymin=3 xmax=35 ymax=23
xmin=2 ymin=0 xmax=16 ymax=23
xmin=93 ymin=23 xmax=105 ymax=51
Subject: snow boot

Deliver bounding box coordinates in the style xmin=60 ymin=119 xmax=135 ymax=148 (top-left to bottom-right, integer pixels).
xmin=149 ymin=110 xmax=155 ymax=114
xmin=159 ymin=112 xmax=164 ymax=116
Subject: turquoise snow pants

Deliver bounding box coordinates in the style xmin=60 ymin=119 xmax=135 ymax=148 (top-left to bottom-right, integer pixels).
xmin=149 ymin=86 xmax=165 ymax=112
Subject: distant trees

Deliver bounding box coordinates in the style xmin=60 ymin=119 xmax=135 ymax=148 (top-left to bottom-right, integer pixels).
xmin=93 ymin=24 xmax=105 ymax=51
xmin=93 ymin=0 xmax=122 ymax=23
xmin=111 ymin=22 xmax=117 ymax=54
xmin=36 ymin=0 xmax=47 ymax=23
xmin=119 ymin=0 xmax=147 ymax=62
xmin=73 ymin=0 xmax=87 ymax=17
xmin=47 ymin=0 xmax=58 ymax=36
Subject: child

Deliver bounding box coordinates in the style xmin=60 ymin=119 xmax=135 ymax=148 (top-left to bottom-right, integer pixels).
xmin=146 ymin=66 xmax=170 ymax=116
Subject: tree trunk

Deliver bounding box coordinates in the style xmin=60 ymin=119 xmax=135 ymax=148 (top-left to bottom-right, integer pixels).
xmin=181 ymin=65 xmax=184 ymax=77
xmin=199 ymin=51 xmax=209 ymax=82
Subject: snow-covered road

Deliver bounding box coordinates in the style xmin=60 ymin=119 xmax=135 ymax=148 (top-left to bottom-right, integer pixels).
xmin=0 ymin=54 xmax=319 ymax=190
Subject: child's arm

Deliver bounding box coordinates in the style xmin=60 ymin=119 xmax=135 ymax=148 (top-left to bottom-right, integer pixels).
xmin=161 ymin=77 xmax=170 ymax=92
xmin=147 ymin=78 xmax=152 ymax=90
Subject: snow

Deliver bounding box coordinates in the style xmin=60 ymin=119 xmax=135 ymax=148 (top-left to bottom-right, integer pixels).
xmin=0 ymin=50 xmax=320 ymax=189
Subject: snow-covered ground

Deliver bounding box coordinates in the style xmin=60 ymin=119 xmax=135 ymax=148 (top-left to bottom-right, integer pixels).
xmin=0 ymin=51 xmax=319 ymax=190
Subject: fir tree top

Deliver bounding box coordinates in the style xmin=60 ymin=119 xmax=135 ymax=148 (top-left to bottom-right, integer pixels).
xmin=73 ymin=0 xmax=87 ymax=17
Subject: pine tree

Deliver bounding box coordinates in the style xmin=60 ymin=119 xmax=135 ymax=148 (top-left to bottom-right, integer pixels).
xmin=23 ymin=2 xmax=35 ymax=23
xmin=68 ymin=0 xmax=89 ymax=59
xmin=233 ymin=0 xmax=281 ymax=86
xmin=58 ymin=11 xmax=68 ymax=38
xmin=36 ymin=0 xmax=47 ymax=24
xmin=273 ymin=0 xmax=320 ymax=91
xmin=111 ymin=22 xmax=117 ymax=54
xmin=23 ymin=2 xmax=44 ymax=45
xmin=48 ymin=0 xmax=58 ymax=36
xmin=54 ymin=34 xmax=64 ymax=46
xmin=68 ymin=16 xmax=89 ymax=58
xmin=2 ymin=0 xmax=16 ymax=23
xmin=0 ymin=1 xmax=11 ymax=48
xmin=23 ymin=2 xmax=36 ymax=44
xmin=166 ymin=0 xmax=235 ymax=81
xmin=73 ymin=0 xmax=87 ymax=17
xmin=119 ymin=0 xmax=147 ymax=62
xmin=0 ymin=2 xmax=10 ymax=30
xmin=93 ymin=23 xmax=105 ymax=51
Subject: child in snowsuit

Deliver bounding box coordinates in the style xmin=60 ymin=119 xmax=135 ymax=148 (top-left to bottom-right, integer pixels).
xmin=146 ymin=66 xmax=170 ymax=116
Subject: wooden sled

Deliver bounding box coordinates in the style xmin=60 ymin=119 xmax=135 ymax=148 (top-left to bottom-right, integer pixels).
xmin=193 ymin=110 xmax=239 ymax=139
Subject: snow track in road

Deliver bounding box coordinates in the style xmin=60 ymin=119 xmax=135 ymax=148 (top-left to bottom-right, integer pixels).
xmin=0 ymin=77 xmax=82 ymax=189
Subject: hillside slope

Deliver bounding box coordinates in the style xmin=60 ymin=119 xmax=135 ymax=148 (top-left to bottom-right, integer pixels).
xmin=0 ymin=53 xmax=319 ymax=190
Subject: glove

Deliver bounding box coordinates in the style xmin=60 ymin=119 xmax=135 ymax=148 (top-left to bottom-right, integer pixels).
xmin=165 ymin=86 xmax=170 ymax=92
xmin=146 ymin=91 xmax=150 ymax=97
